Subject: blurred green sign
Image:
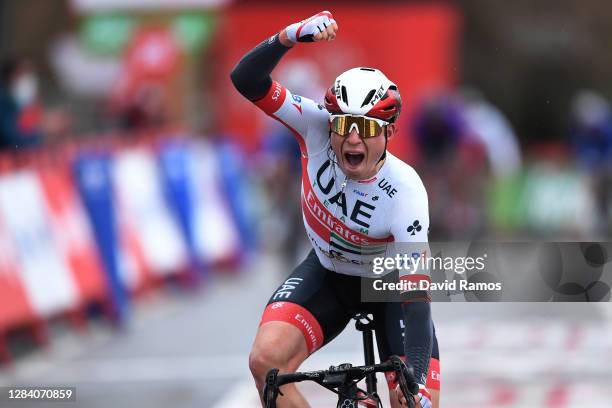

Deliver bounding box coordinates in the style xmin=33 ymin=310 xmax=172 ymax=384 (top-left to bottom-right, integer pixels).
xmin=80 ymin=14 xmax=135 ymax=55
xmin=172 ymin=13 xmax=217 ymax=53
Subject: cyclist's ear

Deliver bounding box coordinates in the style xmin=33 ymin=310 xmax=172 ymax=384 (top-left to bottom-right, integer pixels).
xmin=386 ymin=123 xmax=398 ymax=141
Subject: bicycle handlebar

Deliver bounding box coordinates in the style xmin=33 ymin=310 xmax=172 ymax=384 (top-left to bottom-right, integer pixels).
xmin=275 ymin=360 xmax=392 ymax=386
xmin=264 ymin=355 xmax=419 ymax=408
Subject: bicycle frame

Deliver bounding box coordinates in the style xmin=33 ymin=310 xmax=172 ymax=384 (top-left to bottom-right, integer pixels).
xmin=355 ymin=313 xmax=377 ymax=396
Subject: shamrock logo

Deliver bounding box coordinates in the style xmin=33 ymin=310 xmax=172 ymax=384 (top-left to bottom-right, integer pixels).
xmin=407 ymin=220 xmax=422 ymax=236
xmin=372 ymin=195 xmax=379 ymax=201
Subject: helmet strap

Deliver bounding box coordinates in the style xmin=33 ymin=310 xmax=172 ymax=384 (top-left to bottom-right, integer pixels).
xmin=377 ymin=126 xmax=388 ymax=163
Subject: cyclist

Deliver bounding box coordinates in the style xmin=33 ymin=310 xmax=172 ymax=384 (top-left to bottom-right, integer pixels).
xmin=231 ymin=11 xmax=440 ymax=408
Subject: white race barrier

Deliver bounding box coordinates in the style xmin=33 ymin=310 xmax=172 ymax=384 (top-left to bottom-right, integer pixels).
xmin=0 ymin=170 xmax=78 ymax=317
xmin=188 ymin=141 xmax=241 ymax=264
xmin=113 ymin=147 xmax=188 ymax=277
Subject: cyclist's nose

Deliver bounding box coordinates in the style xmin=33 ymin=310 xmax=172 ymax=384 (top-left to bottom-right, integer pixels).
xmin=346 ymin=129 xmax=361 ymax=144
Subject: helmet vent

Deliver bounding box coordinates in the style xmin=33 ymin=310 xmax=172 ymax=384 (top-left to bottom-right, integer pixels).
xmin=360 ymin=67 xmax=375 ymax=72
xmin=341 ymin=86 xmax=348 ymax=104
xmin=360 ymin=89 xmax=376 ymax=108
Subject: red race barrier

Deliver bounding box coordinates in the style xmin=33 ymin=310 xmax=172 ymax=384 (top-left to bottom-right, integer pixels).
xmin=37 ymin=150 xmax=110 ymax=314
xmin=0 ymin=214 xmax=36 ymax=363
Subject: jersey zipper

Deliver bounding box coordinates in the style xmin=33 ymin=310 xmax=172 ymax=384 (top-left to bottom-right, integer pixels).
xmin=329 ymin=156 xmax=349 ymax=272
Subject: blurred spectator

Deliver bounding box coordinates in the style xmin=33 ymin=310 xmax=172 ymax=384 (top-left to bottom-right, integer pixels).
xmin=0 ymin=57 xmax=43 ymax=150
xmin=570 ymin=90 xmax=612 ymax=169
xmin=117 ymin=82 xmax=169 ymax=131
xmin=108 ymin=27 xmax=181 ymax=133
xmin=412 ymin=93 xmax=466 ymax=163
xmin=461 ymin=87 xmax=522 ymax=180
xmin=410 ymin=92 xmax=488 ymax=239
xmin=0 ymin=57 xmax=73 ymax=150
xmin=570 ymin=90 xmax=612 ymax=235
xmin=257 ymin=133 xmax=304 ymax=268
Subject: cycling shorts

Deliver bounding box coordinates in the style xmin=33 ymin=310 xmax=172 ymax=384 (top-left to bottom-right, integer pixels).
xmin=260 ymin=249 xmax=440 ymax=391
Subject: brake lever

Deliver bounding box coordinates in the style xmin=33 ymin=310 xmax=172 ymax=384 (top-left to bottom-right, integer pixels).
xmin=263 ymin=368 xmax=281 ymax=408
xmin=389 ymin=356 xmax=418 ymax=408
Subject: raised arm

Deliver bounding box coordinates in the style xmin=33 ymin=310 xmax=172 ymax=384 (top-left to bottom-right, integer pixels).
xmin=230 ymin=12 xmax=338 ymax=146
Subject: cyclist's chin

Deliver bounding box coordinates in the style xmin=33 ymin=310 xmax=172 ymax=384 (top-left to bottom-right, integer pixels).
xmin=340 ymin=161 xmax=372 ymax=180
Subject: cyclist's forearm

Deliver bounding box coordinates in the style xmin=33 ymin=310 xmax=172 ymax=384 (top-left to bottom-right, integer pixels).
xmin=401 ymin=301 xmax=433 ymax=386
xmin=230 ymin=31 xmax=293 ymax=101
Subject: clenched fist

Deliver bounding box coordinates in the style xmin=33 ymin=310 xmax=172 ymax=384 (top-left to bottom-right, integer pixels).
xmin=281 ymin=11 xmax=339 ymax=45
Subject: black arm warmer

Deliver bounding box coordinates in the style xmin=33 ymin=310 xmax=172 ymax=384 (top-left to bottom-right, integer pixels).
xmin=401 ymin=301 xmax=433 ymax=386
xmin=230 ymin=33 xmax=291 ymax=101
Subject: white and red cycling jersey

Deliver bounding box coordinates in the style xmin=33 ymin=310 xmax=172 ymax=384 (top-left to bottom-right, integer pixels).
xmin=253 ymin=80 xmax=430 ymax=278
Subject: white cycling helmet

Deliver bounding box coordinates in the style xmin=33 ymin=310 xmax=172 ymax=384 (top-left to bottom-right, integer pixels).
xmin=324 ymin=67 xmax=402 ymax=123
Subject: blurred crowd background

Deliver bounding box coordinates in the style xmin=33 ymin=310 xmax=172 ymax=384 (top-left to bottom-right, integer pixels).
xmin=1 ymin=1 xmax=612 ymax=407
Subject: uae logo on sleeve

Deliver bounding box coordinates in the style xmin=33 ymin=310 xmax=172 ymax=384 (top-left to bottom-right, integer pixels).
xmin=407 ymin=220 xmax=422 ymax=236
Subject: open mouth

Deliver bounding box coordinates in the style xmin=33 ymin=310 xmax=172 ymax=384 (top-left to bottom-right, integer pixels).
xmin=344 ymin=152 xmax=365 ymax=167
